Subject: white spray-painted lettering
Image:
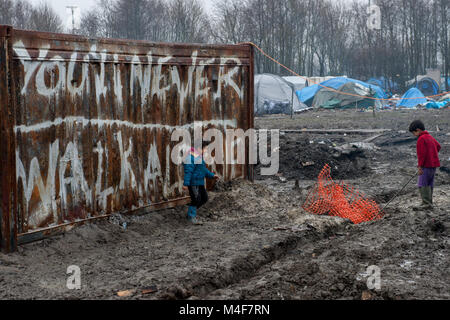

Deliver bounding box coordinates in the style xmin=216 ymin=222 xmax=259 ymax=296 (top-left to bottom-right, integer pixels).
xmin=93 ymin=141 xmax=114 ymax=211
xmin=13 ymin=42 xmax=244 ymax=109
xmin=117 ymin=131 xmax=137 ymax=191
xmin=130 ymin=53 xmax=152 ymax=121
xmin=59 ymin=141 xmax=93 ymax=211
xmin=16 ymin=140 xmax=59 ymax=227
xmin=143 ymin=139 xmax=163 ymax=199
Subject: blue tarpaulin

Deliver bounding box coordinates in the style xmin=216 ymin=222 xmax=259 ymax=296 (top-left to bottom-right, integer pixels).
xmin=296 ymin=84 xmax=320 ymax=105
xmin=296 ymin=77 xmax=387 ymax=106
xmin=396 ymin=88 xmax=427 ymax=108
xmin=425 ymin=99 xmax=450 ymax=109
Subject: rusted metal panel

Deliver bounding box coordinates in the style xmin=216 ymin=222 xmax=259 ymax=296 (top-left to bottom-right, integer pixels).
xmin=0 ymin=25 xmax=18 ymax=253
xmin=1 ymin=26 xmax=253 ymax=248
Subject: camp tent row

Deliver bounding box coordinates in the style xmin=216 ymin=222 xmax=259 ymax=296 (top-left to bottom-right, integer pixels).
xmin=255 ymin=73 xmax=449 ymax=115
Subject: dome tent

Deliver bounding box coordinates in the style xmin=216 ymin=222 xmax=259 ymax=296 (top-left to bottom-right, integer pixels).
xmin=396 ymin=88 xmax=427 ymax=108
xmin=414 ymin=77 xmax=439 ymax=96
xmin=254 ymin=74 xmax=308 ymax=115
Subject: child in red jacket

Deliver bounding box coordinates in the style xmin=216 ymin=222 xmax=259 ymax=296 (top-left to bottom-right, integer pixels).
xmin=409 ymin=120 xmax=441 ymax=208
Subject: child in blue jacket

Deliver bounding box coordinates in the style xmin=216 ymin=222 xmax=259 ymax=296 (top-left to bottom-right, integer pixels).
xmin=183 ymin=141 xmax=219 ymax=224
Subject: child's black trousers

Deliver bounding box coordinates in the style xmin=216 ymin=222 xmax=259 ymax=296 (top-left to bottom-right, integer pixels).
xmin=188 ymin=186 xmax=208 ymax=208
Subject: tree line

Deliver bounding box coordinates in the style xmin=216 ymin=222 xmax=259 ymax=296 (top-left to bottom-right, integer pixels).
xmin=0 ymin=0 xmax=63 ymax=33
xmin=1 ymin=0 xmax=449 ymax=91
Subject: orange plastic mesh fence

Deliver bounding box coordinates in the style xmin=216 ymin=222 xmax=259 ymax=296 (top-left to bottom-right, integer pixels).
xmin=302 ymin=164 xmax=384 ymax=224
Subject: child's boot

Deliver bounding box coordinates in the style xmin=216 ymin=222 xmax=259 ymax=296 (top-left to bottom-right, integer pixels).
xmin=187 ymin=206 xmax=203 ymax=225
xmin=418 ymin=187 xmax=433 ymax=210
xmin=424 ymin=186 xmax=433 ymax=208
xmin=187 ymin=206 xmax=196 ymax=220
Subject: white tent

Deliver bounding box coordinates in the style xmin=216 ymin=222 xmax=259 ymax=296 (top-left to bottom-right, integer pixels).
xmin=283 ymin=76 xmax=308 ymax=92
xmin=255 ymin=74 xmax=308 ymax=115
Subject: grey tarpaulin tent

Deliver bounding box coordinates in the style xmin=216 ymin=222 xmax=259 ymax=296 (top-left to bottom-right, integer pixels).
xmin=255 ymin=74 xmax=308 ymax=115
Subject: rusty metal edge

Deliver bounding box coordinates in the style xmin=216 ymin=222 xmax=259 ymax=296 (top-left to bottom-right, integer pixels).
xmin=8 ymin=26 xmax=18 ymax=251
xmin=121 ymin=197 xmax=191 ymax=216
xmin=17 ymin=197 xmax=191 ymax=246
xmin=8 ymin=26 xmax=250 ymax=53
xmin=0 ymin=25 xmax=17 ymax=253
xmin=17 ymin=215 xmax=110 ymax=245
xmin=248 ymin=44 xmax=255 ymax=182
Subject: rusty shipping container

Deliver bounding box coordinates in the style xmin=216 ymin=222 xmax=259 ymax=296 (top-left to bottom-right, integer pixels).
xmin=0 ymin=26 xmax=254 ymax=252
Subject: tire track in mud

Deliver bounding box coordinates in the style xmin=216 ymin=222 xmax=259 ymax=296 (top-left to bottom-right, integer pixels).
xmin=158 ymin=219 xmax=350 ymax=300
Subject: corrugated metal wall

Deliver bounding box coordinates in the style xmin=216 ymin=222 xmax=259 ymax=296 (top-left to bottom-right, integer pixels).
xmin=0 ymin=26 xmax=254 ymax=252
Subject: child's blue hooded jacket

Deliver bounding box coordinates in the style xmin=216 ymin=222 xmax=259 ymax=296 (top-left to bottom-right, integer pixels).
xmin=183 ymin=153 xmax=215 ymax=186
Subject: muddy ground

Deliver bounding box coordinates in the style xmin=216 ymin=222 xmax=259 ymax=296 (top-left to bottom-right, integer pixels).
xmin=0 ymin=109 xmax=449 ymax=300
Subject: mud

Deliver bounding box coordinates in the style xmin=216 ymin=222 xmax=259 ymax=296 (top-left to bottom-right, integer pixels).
xmin=0 ymin=109 xmax=449 ymax=300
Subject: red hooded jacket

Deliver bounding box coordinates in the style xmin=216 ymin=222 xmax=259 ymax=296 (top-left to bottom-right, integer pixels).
xmin=417 ymin=131 xmax=441 ymax=168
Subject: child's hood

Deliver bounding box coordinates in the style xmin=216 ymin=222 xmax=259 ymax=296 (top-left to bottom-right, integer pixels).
xmin=184 ymin=150 xmax=204 ymax=164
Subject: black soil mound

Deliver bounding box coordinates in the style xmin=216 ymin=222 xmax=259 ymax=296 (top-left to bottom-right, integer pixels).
xmin=256 ymin=134 xmax=371 ymax=180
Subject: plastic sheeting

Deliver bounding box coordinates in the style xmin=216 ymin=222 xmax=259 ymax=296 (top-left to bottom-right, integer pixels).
xmin=425 ymin=99 xmax=450 ymax=109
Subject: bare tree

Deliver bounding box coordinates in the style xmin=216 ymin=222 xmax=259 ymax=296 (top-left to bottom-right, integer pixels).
xmin=79 ymin=10 xmax=103 ymax=38
xmin=0 ymin=0 xmax=33 ymax=29
xmin=167 ymin=0 xmax=210 ymax=43
xmin=0 ymin=0 xmax=14 ymax=25
xmin=28 ymin=1 xmax=63 ymax=33
xmin=14 ymin=0 xmax=33 ymax=29
xmin=80 ymin=0 xmax=205 ymax=43
xmin=210 ymin=0 xmax=249 ymax=44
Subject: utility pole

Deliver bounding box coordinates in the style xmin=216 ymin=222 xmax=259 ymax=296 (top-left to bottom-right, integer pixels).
xmin=66 ymin=6 xmax=78 ymax=34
